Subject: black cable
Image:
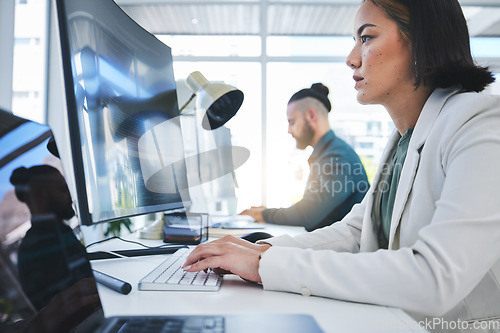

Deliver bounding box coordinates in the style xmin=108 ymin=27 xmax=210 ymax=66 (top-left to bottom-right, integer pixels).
xmin=85 ymin=236 xmax=175 ymax=250
xmin=85 ymin=236 xmax=188 ymax=260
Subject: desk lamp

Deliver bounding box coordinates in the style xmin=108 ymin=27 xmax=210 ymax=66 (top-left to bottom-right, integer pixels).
xmin=138 ymin=72 xmax=245 ymax=239
xmin=180 ymin=71 xmax=244 ymax=130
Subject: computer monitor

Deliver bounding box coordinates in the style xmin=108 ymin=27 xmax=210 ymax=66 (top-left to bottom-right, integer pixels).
xmin=53 ymin=0 xmax=191 ymax=226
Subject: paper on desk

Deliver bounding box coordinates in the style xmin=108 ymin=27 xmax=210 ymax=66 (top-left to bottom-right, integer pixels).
xmin=208 ymin=227 xmax=263 ymax=238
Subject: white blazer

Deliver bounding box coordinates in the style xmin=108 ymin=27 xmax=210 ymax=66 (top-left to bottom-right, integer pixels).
xmin=259 ymin=87 xmax=500 ymax=327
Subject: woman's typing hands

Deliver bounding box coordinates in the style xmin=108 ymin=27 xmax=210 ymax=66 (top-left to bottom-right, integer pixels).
xmin=182 ymin=235 xmax=271 ymax=283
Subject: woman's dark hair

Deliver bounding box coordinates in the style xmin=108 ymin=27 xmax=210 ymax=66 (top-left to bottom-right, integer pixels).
xmin=10 ymin=165 xmax=60 ymax=203
xmin=366 ymin=0 xmax=495 ymax=92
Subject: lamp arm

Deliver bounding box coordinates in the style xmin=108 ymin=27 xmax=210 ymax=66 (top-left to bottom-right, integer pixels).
xmin=178 ymin=93 xmax=196 ymax=113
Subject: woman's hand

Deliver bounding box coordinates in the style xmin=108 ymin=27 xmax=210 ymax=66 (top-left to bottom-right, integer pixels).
xmin=182 ymin=236 xmax=271 ymax=283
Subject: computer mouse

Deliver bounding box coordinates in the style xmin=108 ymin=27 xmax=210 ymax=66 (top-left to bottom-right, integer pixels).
xmin=241 ymin=231 xmax=273 ymax=243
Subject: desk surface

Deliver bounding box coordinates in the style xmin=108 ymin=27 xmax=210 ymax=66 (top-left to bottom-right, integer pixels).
xmin=89 ymin=224 xmax=428 ymax=333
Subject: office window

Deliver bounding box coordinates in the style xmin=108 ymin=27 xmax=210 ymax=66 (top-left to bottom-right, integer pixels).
xmin=471 ymin=38 xmax=500 ymax=58
xmin=12 ymin=0 xmax=48 ymax=123
xmin=159 ymin=35 xmax=261 ymax=57
xmin=267 ymin=36 xmax=353 ymax=57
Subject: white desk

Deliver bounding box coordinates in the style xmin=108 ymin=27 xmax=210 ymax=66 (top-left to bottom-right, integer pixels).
xmin=89 ymin=224 xmax=428 ymax=333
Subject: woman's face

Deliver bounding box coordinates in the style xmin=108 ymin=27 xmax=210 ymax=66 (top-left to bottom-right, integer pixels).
xmin=346 ymin=1 xmax=414 ymax=107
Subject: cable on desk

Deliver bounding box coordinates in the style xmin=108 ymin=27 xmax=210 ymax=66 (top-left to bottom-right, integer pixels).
xmin=85 ymin=236 xmax=175 ymax=250
xmin=85 ymin=236 xmax=188 ymax=260
xmin=94 ymin=250 xmax=129 ymax=259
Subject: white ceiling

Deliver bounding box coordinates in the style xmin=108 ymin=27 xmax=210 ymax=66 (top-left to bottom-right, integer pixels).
xmin=114 ymin=0 xmax=500 ymax=37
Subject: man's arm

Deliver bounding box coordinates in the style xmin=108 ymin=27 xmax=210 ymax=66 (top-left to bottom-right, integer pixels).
xmin=262 ymin=154 xmax=368 ymax=231
xmin=239 ymin=206 xmax=266 ymax=222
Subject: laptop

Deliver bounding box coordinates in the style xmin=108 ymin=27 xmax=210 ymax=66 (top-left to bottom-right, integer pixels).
xmin=0 ymin=112 xmax=324 ymax=333
xmin=1 ymin=220 xmax=323 ymax=332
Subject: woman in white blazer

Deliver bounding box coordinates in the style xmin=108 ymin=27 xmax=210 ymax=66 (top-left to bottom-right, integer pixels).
xmin=183 ymin=0 xmax=500 ymax=330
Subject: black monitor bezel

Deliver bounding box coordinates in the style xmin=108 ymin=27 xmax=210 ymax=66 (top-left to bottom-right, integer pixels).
xmin=55 ymin=0 xmax=92 ymax=225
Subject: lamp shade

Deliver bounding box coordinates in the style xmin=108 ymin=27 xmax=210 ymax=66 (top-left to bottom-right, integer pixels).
xmin=186 ymin=71 xmax=244 ymax=130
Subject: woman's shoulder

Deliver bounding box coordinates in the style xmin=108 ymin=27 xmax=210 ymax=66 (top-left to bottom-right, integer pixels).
xmin=432 ymin=89 xmax=500 ymax=150
xmin=446 ymin=89 xmax=500 ymax=113
xmin=436 ymin=89 xmax=500 ymax=129
xmin=418 ymin=89 xmax=500 ymax=148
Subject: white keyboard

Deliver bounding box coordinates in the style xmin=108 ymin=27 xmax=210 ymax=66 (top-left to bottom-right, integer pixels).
xmin=138 ymin=248 xmax=222 ymax=291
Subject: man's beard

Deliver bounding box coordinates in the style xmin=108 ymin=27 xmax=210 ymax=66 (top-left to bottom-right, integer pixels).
xmin=294 ymin=120 xmax=314 ymax=150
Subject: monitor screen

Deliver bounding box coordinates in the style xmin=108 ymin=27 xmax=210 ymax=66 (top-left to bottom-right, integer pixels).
xmin=55 ymin=0 xmax=191 ymax=225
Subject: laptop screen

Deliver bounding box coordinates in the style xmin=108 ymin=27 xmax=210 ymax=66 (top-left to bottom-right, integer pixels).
xmin=0 ymin=110 xmax=104 ymax=332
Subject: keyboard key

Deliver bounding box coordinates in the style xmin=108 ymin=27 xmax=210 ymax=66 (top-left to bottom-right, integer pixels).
xmin=193 ymin=271 xmax=209 ymax=285
xmin=155 ymin=260 xmax=183 ymax=283
xmin=141 ymin=255 xmax=180 ymax=283
xmin=169 ymin=269 xmax=186 ymax=284
xmin=138 ymin=249 xmax=222 ymax=291
xmin=205 ymin=274 xmax=220 ymax=286
xmin=179 ymin=272 xmax=197 ymax=284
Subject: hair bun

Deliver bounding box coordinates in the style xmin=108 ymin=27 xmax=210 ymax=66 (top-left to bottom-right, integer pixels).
xmin=10 ymin=167 xmax=30 ymax=186
xmin=310 ymin=83 xmax=329 ymax=97
xmin=288 ymin=82 xmax=332 ymax=112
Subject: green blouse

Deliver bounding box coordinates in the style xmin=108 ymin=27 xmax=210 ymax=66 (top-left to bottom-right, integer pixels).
xmin=375 ymin=128 xmax=413 ymax=249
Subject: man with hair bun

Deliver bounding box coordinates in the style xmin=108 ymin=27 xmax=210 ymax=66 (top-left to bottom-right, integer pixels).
xmin=241 ymin=83 xmax=369 ymax=231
